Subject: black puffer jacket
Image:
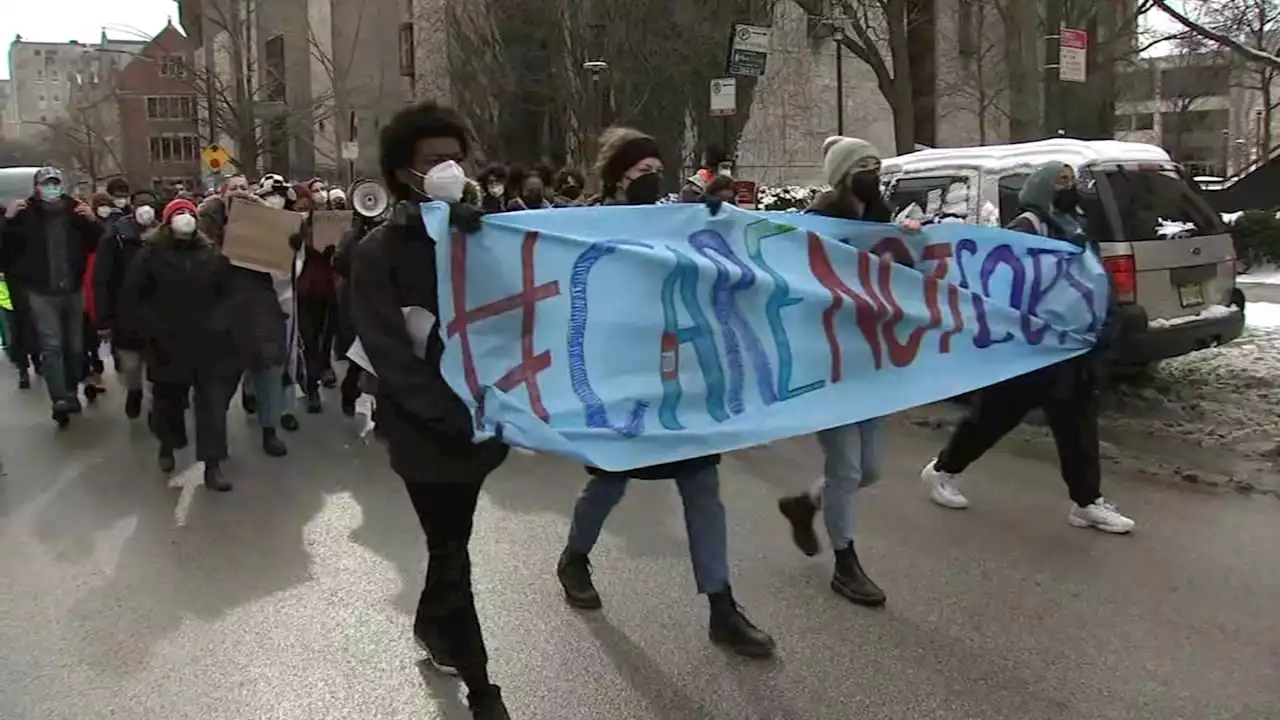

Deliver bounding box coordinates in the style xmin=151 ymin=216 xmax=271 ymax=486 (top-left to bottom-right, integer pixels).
xmin=93 ymin=213 xmax=150 ymax=349
xmin=0 ymin=197 xmax=100 ymax=295
xmin=198 ymin=194 xmax=291 ymax=371
xmin=120 ymin=225 xmax=240 ymax=384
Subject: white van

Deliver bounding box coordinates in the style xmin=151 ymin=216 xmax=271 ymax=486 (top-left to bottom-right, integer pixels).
xmin=880 ymin=139 xmax=1245 ymax=368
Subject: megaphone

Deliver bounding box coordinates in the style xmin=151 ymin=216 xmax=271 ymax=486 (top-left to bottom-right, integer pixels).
xmin=350 ymin=178 xmax=389 ymax=219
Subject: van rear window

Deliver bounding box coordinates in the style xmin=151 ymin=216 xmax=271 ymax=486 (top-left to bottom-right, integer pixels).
xmin=888 ymin=176 xmax=970 ymax=220
xmin=1095 ymin=167 xmax=1226 ymax=240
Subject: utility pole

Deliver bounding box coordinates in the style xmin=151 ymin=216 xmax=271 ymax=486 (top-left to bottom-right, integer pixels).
xmin=1042 ymin=0 xmax=1064 ymax=138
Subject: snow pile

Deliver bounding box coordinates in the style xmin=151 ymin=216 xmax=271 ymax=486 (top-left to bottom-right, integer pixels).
xmin=1109 ymin=304 xmax=1280 ymax=464
xmin=1237 ymin=265 xmax=1280 ymax=285
xmin=1147 ymin=304 xmax=1238 ymax=329
xmin=1155 ymin=218 xmax=1197 ymax=239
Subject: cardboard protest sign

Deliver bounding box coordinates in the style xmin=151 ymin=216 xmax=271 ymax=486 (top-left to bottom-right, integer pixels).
xmin=223 ymin=198 xmax=303 ymax=274
xmin=311 ymin=210 xmax=353 ymax=251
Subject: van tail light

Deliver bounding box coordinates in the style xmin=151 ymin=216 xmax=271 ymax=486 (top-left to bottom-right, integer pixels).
xmin=1103 ymin=255 xmax=1137 ymax=304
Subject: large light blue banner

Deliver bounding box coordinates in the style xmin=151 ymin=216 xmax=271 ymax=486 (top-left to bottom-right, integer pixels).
xmin=423 ymin=202 xmax=1109 ymax=472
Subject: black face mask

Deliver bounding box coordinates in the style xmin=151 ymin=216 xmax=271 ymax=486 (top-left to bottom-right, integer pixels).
xmin=846 ymin=171 xmax=881 ymax=203
xmin=624 ymin=172 xmax=663 ymax=205
xmin=1053 ymin=187 xmax=1080 ymax=212
xmin=560 ymin=185 xmax=582 ymax=200
xmin=522 ymin=193 xmax=544 ymax=207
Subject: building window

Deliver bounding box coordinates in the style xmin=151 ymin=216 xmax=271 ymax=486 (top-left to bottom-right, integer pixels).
xmin=399 ymin=23 xmax=415 ymax=78
xmin=147 ymin=96 xmax=197 ymax=120
xmin=33 ymin=49 xmax=41 ymax=56
xmin=149 ymin=133 xmax=202 ymax=163
xmin=263 ymin=35 xmax=287 ymax=102
xmin=36 ymin=70 xmax=43 ymax=80
xmin=1134 ymin=113 xmax=1154 ymax=131
xmin=50 ymin=70 xmax=58 ymax=80
xmin=159 ymin=55 xmax=186 ymax=77
xmin=52 ymin=93 xmax=60 ymax=102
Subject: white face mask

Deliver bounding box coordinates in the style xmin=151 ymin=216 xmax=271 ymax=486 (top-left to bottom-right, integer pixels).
xmin=134 ymin=205 xmax=156 ymax=226
xmin=96 ymin=205 xmax=113 ymax=219
xmin=487 ymin=183 xmax=504 ymax=198
xmin=263 ymin=195 xmax=287 ymax=210
xmin=113 ymin=197 xmax=129 ymax=209
xmin=171 ymin=213 xmax=197 ymax=237
xmin=415 ymin=160 xmax=467 ymax=203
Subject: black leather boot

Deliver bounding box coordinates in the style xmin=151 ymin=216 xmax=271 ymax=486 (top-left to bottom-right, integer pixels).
xmin=708 ymin=587 xmax=775 ymax=659
xmin=831 ymin=543 xmax=886 ymax=607
xmin=262 ymin=428 xmax=288 ymax=457
xmin=203 ymin=461 xmax=232 ymax=492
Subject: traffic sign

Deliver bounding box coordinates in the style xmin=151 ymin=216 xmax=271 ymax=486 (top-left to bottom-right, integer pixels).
xmin=1059 ymin=27 xmax=1088 ymax=83
xmin=341 ymin=141 xmax=360 ymax=160
xmin=710 ymin=78 xmax=737 ymax=116
xmin=201 ymin=144 xmax=232 ymax=173
xmin=728 ymin=24 xmax=771 ymax=77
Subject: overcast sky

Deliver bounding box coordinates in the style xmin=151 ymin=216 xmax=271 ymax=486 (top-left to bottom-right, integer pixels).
xmin=1 ymin=0 xmax=178 ymax=79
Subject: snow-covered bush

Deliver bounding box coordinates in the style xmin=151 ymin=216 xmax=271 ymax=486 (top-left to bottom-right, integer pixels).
xmin=758 ymin=185 xmax=826 ymax=212
xmin=1228 ymin=210 xmax=1280 ymax=271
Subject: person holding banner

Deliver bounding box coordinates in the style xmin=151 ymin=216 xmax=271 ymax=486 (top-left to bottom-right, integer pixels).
xmin=349 ymin=101 xmax=511 ymax=720
xmin=920 ymin=160 xmax=1135 ymax=535
xmin=555 ymin=126 xmax=777 ymax=660
xmin=121 ymin=198 xmax=238 ymax=491
xmin=775 ymin=136 xmax=911 ymax=607
xmin=291 ymin=184 xmax=339 ymax=412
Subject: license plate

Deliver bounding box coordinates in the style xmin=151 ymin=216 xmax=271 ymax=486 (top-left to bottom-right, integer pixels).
xmin=1177 ymin=282 xmax=1204 ymax=308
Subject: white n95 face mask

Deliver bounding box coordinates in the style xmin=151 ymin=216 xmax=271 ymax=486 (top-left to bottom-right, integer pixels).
xmin=263 ymin=195 xmax=287 ymax=210
xmin=416 ymin=160 xmax=467 ymax=203
xmin=134 ymin=205 xmax=156 ymax=226
xmin=171 ymin=214 xmax=197 ymax=237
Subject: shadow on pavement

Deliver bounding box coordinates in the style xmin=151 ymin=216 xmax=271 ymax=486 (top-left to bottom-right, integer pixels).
xmin=580 ymin=613 xmax=718 ymax=719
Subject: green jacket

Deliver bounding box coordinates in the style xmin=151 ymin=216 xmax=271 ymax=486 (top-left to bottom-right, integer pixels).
xmin=0 ymin=273 xmax=12 ymax=311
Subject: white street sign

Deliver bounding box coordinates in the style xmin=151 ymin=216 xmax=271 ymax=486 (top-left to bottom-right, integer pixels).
xmin=1059 ymin=27 xmax=1088 ymax=83
xmin=729 ymin=24 xmax=771 ymax=77
xmin=341 ymin=141 xmax=360 ymax=160
xmin=710 ymin=77 xmax=737 ymax=116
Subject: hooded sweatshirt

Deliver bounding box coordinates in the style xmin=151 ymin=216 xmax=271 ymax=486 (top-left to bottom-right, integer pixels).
xmin=1007 ymin=161 xmax=1091 ymax=250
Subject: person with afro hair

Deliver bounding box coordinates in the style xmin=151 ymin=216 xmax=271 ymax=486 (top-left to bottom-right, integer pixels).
xmin=351 ymin=100 xmax=511 ymax=720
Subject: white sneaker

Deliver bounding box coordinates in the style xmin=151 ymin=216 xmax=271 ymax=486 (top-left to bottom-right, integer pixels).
xmin=1067 ymin=498 xmax=1135 ymax=534
xmin=922 ymin=459 xmax=969 ymax=509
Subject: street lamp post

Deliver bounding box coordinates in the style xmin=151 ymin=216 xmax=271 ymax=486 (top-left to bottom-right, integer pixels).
xmin=583 ymin=50 xmax=608 ymax=183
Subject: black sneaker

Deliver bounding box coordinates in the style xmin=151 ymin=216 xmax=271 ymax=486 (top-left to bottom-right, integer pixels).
xmin=321 ymin=368 xmax=337 ymax=388
xmin=413 ymin=618 xmax=459 ymax=676
xmin=125 ymin=389 xmax=144 ymax=419
xmin=262 ymin=428 xmax=288 ymax=457
xmin=18 ymin=369 xmax=31 ymax=390
xmin=52 ymin=409 xmax=71 ymax=429
xmin=203 ymin=461 xmax=232 ymax=492
xmin=777 ymin=494 xmax=821 ymax=557
xmin=66 ymin=396 xmax=83 ymax=414
xmin=708 ymin=588 xmax=775 ymax=659
xmin=305 ymin=390 xmax=322 ymax=414
xmin=280 ymin=413 xmax=300 ymax=432
xmin=158 ymin=446 xmax=176 ymax=473
xmin=556 ymin=548 xmax=603 ymax=610
xmin=467 ymin=685 xmax=510 ymax=720
xmin=831 ymin=544 xmax=886 ymax=607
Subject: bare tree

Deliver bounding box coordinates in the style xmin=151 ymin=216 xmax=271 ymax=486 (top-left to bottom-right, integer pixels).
xmin=1153 ymin=0 xmax=1280 ymax=67
xmin=790 ymin=0 xmax=928 ymax=153
xmin=938 ymin=0 xmax=1011 ymax=144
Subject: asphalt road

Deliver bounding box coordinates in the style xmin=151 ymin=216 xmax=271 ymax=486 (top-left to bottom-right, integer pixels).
xmin=1 ymin=373 xmax=1277 ymax=720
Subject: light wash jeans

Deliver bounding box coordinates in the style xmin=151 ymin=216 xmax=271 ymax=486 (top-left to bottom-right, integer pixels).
xmin=810 ymin=419 xmax=885 ymax=549
xmin=27 ymin=291 xmax=84 ymax=404
xmin=243 ymin=365 xmax=286 ymax=429
xmin=567 ymin=464 xmax=729 ymax=594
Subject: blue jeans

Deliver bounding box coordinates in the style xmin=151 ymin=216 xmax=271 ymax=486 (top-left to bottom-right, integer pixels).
xmin=813 ymin=419 xmax=885 ymax=549
xmin=566 ymin=464 xmax=729 ymax=595
xmin=244 ymin=365 xmax=285 ymax=429
xmin=27 ymin=291 xmax=84 ymax=404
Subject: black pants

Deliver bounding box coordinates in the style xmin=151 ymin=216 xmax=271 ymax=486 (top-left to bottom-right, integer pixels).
xmin=340 ymin=362 xmax=362 ymax=406
xmin=936 ymin=367 xmax=1102 ymax=508
xmin=297 ymin=297 xmax=333 ymax=392
xmin=402 ymin=477 xmax=490 ymax=691
xmin=151 ymin=372 xmax=237 ymax=462
xmin=3 ymin=290 xmax=39 ymax=371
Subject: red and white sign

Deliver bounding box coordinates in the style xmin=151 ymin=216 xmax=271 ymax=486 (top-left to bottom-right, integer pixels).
xmin=733 ymin=180 xmax=758 ymax=209
xmin=1059 ymin=27 xmax=1088 ymax=83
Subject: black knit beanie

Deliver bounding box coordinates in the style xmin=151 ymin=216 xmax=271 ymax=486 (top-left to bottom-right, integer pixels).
xmin=601 ymin=136 xmax=663 ymax=193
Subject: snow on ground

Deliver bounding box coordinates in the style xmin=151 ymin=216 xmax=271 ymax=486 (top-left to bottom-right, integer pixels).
xmin=1237 ymin=264 xmax=1280 ymax=285
xmin=1107 ymin=304 xmax=1280 ymax=483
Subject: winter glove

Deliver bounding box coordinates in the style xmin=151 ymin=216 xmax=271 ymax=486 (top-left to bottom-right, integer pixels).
xmin=288 ymin=232 xmax=304 ymax=251
xmin=449 ymin=203 xmax=484 ymax=234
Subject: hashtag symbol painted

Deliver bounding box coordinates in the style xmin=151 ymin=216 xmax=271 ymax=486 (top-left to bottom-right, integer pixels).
xmin=447 ymin=230 xmax=560 ymax=422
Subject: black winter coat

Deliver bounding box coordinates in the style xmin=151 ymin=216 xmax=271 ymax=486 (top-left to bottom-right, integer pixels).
xmin=93 ymin=214 xmax=149 ymax=349
xmin=0 ymin=197 xmax=100 ymax=295
xmin=330 ymin=222 xmax=365 ymax=356
xmin=349 ymin=202 xmax=508 ymax=485
xmin=120 ymin=226 xmax=240 ymax=384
